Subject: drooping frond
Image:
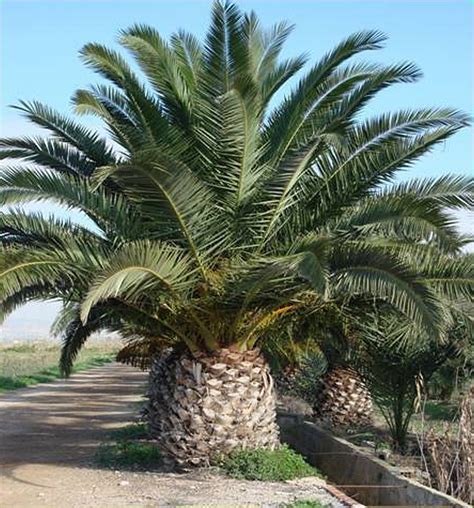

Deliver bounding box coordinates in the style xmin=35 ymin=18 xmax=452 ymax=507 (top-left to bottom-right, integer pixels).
xmin=331 ymin=175 xmax=474 ymax=253
xmin=80 ymin=240 xmax=197 ymax=322
xmin=0 ymin=136 xmax=96 ymax=176
xmin=0 ymin=166 xmax=142 ymax=238
xmin=0 ymin=210 xmax=105 ymax=248
xmin=329 ymin=244 xmax=442 ymax=335
xmin=59 ymin=304 xmax=116 ymax=376
xmin=0 ymin=284 xmax=56 ymax=324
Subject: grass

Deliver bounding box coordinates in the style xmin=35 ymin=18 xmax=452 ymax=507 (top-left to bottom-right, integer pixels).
xmin=408 ymin=400 xmax=459 ymax=436
xmin=96 ymin=423 xmax=161 ymax=470
xmin=0 ymin=339 xmax=119 ymax=393
xmin=370 ymin=400 xmax=460 ymax=438
xmin=96 ymin=440 xmax=161 ymax=470
xmin=109 ymin=423 xmax=149 ymax=441
xmin=421 ymin=400 xmax=456 ymax=421
xmin=218 ymin=444 xmax=319 ymax=481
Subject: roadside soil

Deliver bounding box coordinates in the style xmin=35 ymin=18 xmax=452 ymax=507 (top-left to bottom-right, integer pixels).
xmin=0 ymin=363 xmax=344 ymax=508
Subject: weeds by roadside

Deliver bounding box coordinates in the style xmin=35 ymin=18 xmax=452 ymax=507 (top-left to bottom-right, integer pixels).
xmin=109 ymin=422 xmax=149 ymax=441
xmin=95 ymin=423 xmax=162 ymax=471
xmin=217 ymin=445 xmax=319 ymax=481
xmin=98 ymin=424 xmax=321 ymax=482
xmin=96 ymin=440 xmax=162 ymax=470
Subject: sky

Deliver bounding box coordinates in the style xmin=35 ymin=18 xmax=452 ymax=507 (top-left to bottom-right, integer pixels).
xmin=0 ymin=0 xmax=473 ymax=340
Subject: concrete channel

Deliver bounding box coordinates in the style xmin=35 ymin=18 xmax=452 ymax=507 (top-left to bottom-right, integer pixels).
xmin=278 ymin=414 xmax=470 ymax=507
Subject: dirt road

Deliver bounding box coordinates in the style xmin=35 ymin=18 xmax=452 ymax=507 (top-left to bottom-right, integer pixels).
xmin=0 ymin=363 xmax=343 ymax=507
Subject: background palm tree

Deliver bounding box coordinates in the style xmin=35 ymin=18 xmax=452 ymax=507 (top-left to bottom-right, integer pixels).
xmin=262 ymin=302 xmax=374 ymax=426
xmin=356 ymin=310 xmax=457 ymax=451
xmin=0 ymin=1 xmax=472 ymax=464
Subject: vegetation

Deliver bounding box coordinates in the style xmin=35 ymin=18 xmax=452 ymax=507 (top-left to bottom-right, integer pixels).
xmin=96 ymin=441 xmax=161 ymax=470
xmin=266 ymin=306 xmax=374 ymax=425
xmin=96 ymin=422 xmax=160 ymax=470
xmin=109 ymin=423 xmax=149 ymax=441
xmin=428 ymin=318 xmax=474 ymax=400
xmin=0 ymin=340 xmax=116 ymax=393
xmin=218 ymin=445 xmax=317 ymax=481
xmin=270 ymin=303 xmax=472 ymax=453
xmin=358 ymin=313 xmax=460 ymax=450
xmin=424 ymin=391 xmax=472 ymax=504
xmin=0 ymin=0 xmax=472 ymax=464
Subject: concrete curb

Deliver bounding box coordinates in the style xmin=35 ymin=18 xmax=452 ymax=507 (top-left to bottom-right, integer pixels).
xmin=278 ymin=414 xmax=470 ymax=507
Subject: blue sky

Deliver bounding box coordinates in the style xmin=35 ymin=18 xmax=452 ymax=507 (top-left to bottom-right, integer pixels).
xmin=0 ymin=0 xmax=473 ymax=339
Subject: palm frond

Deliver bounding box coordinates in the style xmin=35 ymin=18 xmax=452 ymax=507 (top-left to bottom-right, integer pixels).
xmin=80 ymin=240 xmax=197 ymax=322
xmin=11 ymin=100 xmax=117 ymax=166
xmin=94 ymin=151 xmax=228 ymax=273
xmin=330 ymin=244 xmax=442 ymax=336
xmin=264 ymin=29 xmax=388 ymax=162
xmin=0 ymin=136 xmax=96 ymax=176
xmin=0 ymin=210 xmax=105 ymax=248
xmin=0 ymin=284 xmax=56 ymax=324
xmin=0 ymin=165 xmax=141 ymax=238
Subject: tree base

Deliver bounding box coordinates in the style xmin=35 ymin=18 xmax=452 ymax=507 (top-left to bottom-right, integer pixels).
xmin=146 ymin=347 xmax=280 ymax=465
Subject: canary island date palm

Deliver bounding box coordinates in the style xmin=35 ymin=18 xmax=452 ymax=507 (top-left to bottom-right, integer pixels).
xmin=1 ymin=1 xmax=473 ymax=465
xmin=263 ymin=303 xmax=374 ymax=426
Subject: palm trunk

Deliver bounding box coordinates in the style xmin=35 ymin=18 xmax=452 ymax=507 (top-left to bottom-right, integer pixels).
xmin=315 ymin=366 xmax=373 ymax=426
xmin=145 ymin=347 xmax=280 ymax=465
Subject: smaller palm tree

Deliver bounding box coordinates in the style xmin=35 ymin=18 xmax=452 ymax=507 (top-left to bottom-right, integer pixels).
xmin=357 ymin=311 xmax=457 ymax=451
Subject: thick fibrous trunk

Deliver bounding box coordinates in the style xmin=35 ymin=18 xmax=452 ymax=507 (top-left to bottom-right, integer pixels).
xmin=315 ymin=366 xmax=373 ymax=426
xmin=145 ymin=347 xmax=280 ymax=465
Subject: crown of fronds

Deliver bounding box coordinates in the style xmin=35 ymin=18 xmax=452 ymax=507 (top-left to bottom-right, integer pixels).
xmin=0 ymin=1 xmax=472 ymax=374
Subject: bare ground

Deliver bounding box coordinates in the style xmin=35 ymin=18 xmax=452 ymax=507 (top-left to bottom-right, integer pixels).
xmin=0 ymin=363 xmax=344 ymax=507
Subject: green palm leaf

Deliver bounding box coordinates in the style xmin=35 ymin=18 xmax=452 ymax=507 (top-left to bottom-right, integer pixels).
xmin=80 ymin=240 xmax=197 ymax=322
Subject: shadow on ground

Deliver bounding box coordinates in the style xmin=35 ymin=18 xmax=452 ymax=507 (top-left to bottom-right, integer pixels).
xmin=0 ymin=364 xmax=147 ymax=485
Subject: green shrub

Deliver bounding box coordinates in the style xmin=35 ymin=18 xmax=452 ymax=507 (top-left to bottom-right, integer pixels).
xmin=109 ymin=423 xmax=148 ymax=440
xmin=357 ymin=314 xmax=454 ymax=451
xmin=218 ymin=445 xmax=318 ymax=481
xmin=95 ymin=441 xmax=161 ymax=469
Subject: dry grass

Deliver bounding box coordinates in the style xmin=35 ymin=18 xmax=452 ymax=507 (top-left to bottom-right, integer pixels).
xmin=424 ymin=391 xmax=473 ymax=504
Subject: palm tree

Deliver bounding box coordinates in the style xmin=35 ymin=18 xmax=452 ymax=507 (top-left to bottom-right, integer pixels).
xmin=263 ymin=303 xmax=374 ymax=426
xmin=356 ymin=311 xmax=458 ymax=451
xmin=1 ymin=1 xmax=473 ymax=464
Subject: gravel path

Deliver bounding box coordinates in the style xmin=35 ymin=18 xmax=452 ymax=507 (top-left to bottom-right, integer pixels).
xmin=0 ymin=363 xmax=346 ymax=507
